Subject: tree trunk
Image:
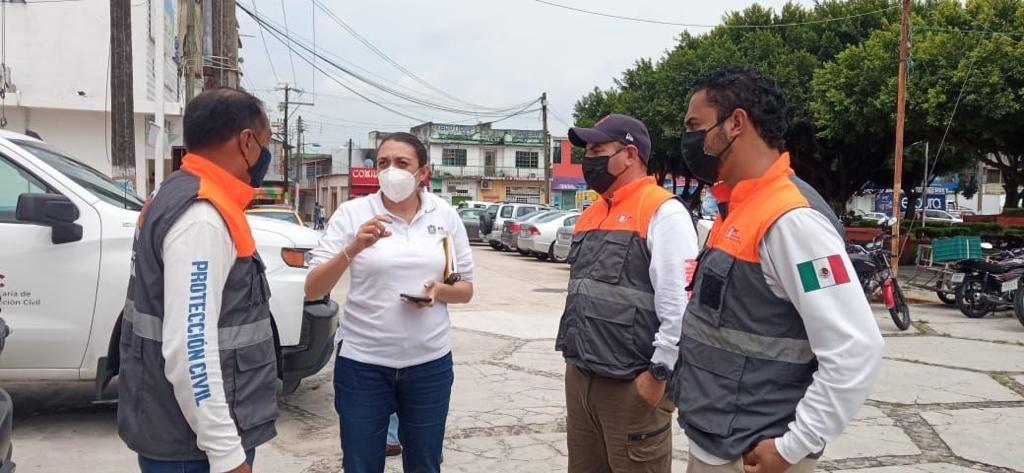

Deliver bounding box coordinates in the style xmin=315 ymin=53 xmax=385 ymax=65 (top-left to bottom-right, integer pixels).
xmin=1004 ymin=171 xmax=1021 ymax=209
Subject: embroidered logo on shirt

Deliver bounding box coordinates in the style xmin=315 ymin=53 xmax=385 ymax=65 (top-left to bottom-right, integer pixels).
xmin=617 ymin=215 xmax=633 ymax=224
xmin=797 ymin=255 xmax=851 ymax=292
xmin=428 ymin=225 xmax=437 ymax=235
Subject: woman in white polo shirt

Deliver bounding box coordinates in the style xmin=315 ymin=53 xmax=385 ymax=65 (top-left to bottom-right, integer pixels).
xmin=305 ymin=132 xmax=474 ymax=473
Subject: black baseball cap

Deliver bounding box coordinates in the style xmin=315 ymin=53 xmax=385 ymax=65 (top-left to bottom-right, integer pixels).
xmin=568 ymin=114 xmax=652 ymax=163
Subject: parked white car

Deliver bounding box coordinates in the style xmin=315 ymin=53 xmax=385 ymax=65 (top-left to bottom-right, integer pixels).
xmin=518 ymin=211 xmax=580 ymax=261
xmin=917 ymin=209 xmax=963 ymax=224
xmin=863 ymin=212 xmax=896 ymax=226
xmin=0 ymin=130 xmax=337 ymax=395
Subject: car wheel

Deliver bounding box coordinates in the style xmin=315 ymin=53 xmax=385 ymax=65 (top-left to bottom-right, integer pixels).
xmin=549 ymin=242 xmax=567 ymax=264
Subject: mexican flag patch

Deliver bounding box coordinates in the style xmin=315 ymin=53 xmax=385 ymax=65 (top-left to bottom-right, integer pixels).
xmin=797 ymin=255 xmax=850 ymax=292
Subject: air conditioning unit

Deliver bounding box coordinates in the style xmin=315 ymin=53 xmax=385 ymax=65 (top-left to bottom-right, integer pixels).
xmin=481 ymin=181 xmax=493 ymax=190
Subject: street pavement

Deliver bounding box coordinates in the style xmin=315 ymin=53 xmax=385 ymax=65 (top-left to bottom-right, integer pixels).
xmin=7 ymin=245 xmax=1024 ymax=472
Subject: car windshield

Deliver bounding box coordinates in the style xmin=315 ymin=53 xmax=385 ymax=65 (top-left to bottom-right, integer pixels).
xmin=14 ymin=139 xmax=144 ymax=211
xmin=460 ymin=209 xmax=482 ymax=220
xmin=520 ymin=210 xmax=554 ymax=222
xmin=537 ymin=212 xmax=567 ymax=223
xmin=250 ymin=211 xmax=299 ymax=225
xmin=487 ymin=204 xmax=499 ymax=216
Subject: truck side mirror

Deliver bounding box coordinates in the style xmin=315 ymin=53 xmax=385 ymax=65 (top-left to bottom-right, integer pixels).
xmin=15 ymin=193 xmax=83 ymax=244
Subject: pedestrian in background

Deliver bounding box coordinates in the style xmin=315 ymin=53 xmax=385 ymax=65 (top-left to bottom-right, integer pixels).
xmin=671 ymin=65 xmax=884 ymax=473
xmin=118 ymin=88 xmax=278 ymax=473
xmin=556 ymin=114 xmax=700 ymax=472
xmin=314 ymin=201 xmax=325 ymax=230
xmin=305 ymin=131 xmax=474 ymax=473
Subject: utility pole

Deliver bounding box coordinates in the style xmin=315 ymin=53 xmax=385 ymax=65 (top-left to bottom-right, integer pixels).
xmin=110 ymin=0 xmax=137 ymax=191
xmin=182 ymin=0 xmax=204 ymax=101
xmin=890 ymin=0 xmax=911 ymax=272
xmin=541 ymin=92 xmax=551 ymax=205
xmin=923 ymin=141 xmax=929 ymax=227
xmin=347 ymin=138 xmax=354 ymax=172
xmin=296 ymin=115 xmax=305 ymax=212
xmin=210 ymin=0 xmax=239 ymax=88
xmin=276 ymin=84 xmax=313 ymax=205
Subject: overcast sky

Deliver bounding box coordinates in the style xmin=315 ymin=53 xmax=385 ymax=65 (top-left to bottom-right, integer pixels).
xmin=237 ymin=0 xmax=814 ymax=151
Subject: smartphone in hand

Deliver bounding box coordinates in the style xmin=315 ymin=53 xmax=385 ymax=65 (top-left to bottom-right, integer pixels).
xmin=400 ymin=293 xmax=433 ymax=304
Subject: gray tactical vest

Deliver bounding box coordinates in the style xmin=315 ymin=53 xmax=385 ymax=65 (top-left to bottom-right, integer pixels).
xmin=117 ymin=168 xmax=278 ymax=461
xmin=556 ymin=178 xmax=674 ymax=378
xmin=669 ymin=168 xmax=843 ymax=461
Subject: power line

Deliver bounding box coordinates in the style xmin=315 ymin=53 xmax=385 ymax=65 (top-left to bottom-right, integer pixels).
xmin=549 ymin=108 xmax=573 ymax=129
xmin=240 ymin=4 xmax=542 ymax=118
xmin=250 ymin=0 xmax=280 ymax=84
xmin=279 ymin=0 xmax=298 ymax=85
xmin=239 ymin=2 xmax=538 ymax=115
xmin=532 ymin=0 xmax=898 ymax=28
xmin=311 ymin=0 xmax=502 ymax=111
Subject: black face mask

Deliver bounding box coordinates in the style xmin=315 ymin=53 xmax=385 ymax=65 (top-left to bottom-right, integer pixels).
xmin=680 ymin=116 xmax=736 ymax=185
xmin=246 ymin=137 xmax=273 ymax=188
xmin=582 ymin=147 xmax=627 ymax=195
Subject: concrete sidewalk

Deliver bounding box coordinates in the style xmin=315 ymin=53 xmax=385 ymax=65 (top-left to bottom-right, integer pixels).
xmin=7 ymin=246 xmax=1024 ymax=472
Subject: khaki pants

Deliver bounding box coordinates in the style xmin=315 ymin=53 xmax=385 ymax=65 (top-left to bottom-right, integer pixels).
xmin=565 ymin=364 xmax=675 ymax=473
xmin=685 ymin=453 xmax=817 ymax=473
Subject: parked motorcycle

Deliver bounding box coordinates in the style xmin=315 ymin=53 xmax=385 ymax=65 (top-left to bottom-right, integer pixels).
xmin=848 ymin=236 xmax=911 ymax=331
xmin=956 ymin=249 xmax=1024 ymax=318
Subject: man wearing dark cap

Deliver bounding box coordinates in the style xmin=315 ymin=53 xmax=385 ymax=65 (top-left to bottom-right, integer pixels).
xmin=556 ymin=114 xmax=699 ymax=472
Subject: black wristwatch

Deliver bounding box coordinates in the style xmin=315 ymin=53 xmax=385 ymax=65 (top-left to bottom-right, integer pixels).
xmin=649 ymin=363 xmax=670 ymax=381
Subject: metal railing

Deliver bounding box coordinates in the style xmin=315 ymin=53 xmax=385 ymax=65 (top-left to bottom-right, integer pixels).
xmin=434 ymin=165 xmax=544 ymax=180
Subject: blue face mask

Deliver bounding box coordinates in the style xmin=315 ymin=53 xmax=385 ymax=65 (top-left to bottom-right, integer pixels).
xmin=247 ymin=138 xmax=273 ymax=188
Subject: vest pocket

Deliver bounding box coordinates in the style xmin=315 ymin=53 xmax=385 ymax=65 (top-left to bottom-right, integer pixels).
xmin=579 ymin=299 xmax=641 ymax=368
xmin=690 ymin=252 xmax=735 ymax=327
xmin=230 ymin=338 xmax=280 ymax=430
xmin=676 ymin=337 xmax=745 ymax=437
xmin=591 ymin=231 xmax=633 ymax=285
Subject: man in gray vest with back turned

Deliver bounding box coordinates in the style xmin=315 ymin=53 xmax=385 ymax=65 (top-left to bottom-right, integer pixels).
xmin=118 ymin=88 xmax=278 ymax=473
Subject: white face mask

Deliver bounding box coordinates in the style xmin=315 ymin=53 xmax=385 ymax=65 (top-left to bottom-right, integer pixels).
xmin=378 ymin=167 xmax=420 ymax=202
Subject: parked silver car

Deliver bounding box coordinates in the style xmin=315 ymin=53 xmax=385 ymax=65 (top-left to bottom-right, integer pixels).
xmin=552 ymin=225 xmax=573 ymax=263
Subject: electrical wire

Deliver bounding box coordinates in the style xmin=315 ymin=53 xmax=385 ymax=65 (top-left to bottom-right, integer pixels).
xmin=279 ymin=0 xmax=298 ymax=86
xmin=250 ymin=0 xmax=280 ymax=85
xmin=311 ymin=0 xmax=503 ymax=111
xmin=549 ymin=108 xmax=574 ymax=129
xmin=532 ymin=0 xmax=898 ymax=29
xmin=240 ymin=4 xmax=542 ymax=118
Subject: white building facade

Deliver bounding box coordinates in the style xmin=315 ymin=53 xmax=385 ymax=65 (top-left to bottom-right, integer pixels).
xmin=411 ymin=123 xmax=547 ymax=205
xmin=3 ymin=0 xmax=186 ymax=196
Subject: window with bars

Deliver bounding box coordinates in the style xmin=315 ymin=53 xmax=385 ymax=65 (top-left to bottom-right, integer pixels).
xmin=442 ymin=148 xmax=467 ymax=166
xmin=515 ymin=151 xmax=539 ymax=169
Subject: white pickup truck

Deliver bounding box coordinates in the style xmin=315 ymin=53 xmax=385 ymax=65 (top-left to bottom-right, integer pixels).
xmin=0 ymin=130 xmax=338 ymax=396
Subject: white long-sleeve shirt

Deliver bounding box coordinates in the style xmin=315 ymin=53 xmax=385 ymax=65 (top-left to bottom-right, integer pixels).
xmin=161 ymin=201 xmax=246 ymax=472
xmin=646 ymin=198 xmax=700 ymax=368
xmin=689 ymin=208 xmax=884 ymax=465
